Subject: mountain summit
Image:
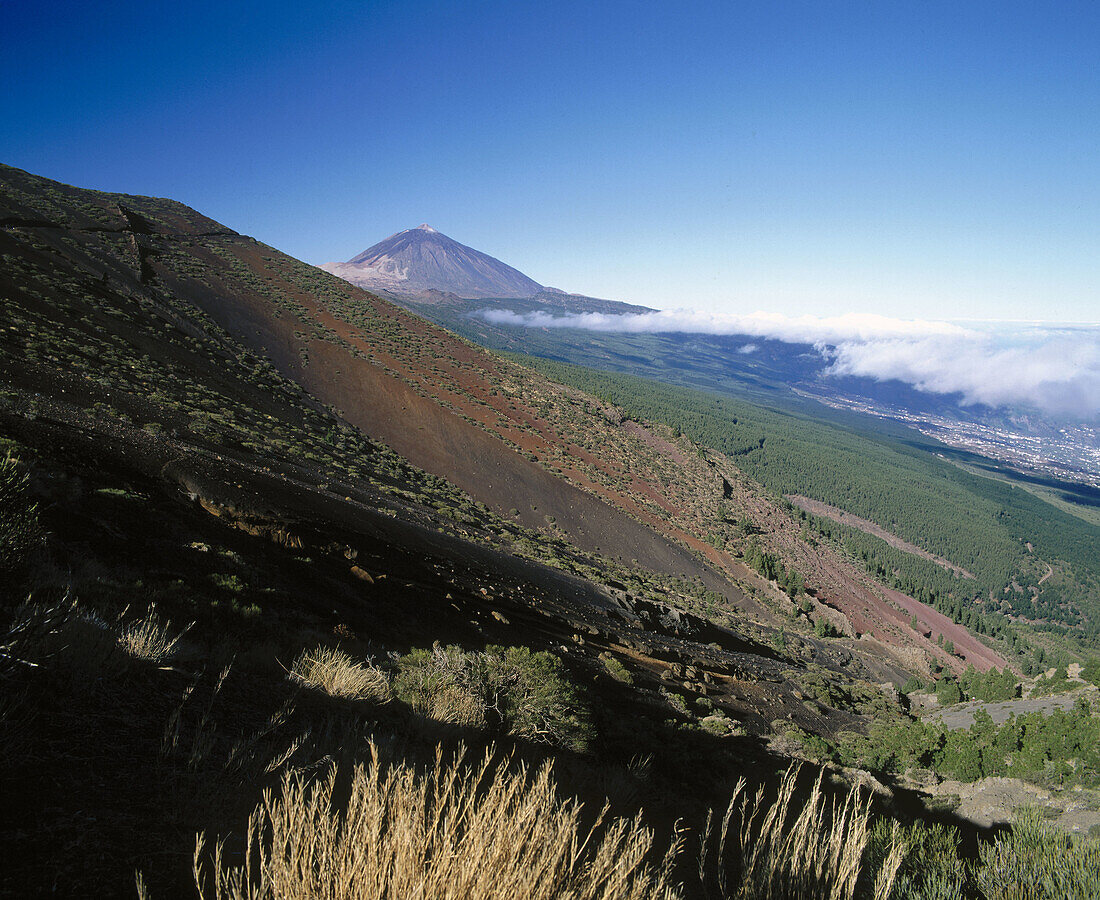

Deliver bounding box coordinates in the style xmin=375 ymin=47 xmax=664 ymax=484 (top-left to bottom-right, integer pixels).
xmin=322 ymin=225 xmax=543 ymax=298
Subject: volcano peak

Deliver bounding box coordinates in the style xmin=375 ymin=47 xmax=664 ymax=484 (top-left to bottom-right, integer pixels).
xmin=322 ymin=225 xmax=543 ymax=299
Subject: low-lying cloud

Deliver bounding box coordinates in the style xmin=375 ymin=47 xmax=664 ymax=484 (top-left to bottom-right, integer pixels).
xmin=479 ymin=308 xmax=970 ymax=342
xmin=824 ymin=331 xmax=1100 ymax=418
xmin=476 ymin=308 xmax=1100 ymax=419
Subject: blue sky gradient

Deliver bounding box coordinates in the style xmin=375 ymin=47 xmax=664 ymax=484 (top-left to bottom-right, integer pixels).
xmin=2 ymin=1 xmax=1098 ymax=321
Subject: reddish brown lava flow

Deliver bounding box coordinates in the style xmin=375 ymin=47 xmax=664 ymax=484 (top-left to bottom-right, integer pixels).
xmin=165 ymin=237 xmax=1002 ymax=668
xmin=184 ymin=244 xmax=761 ymax=613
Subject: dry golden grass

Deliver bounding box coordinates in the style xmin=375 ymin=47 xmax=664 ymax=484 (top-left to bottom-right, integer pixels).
xmin=699 ymin=764 xmax=904 ymax=900
xmin=194 ymin=740 xmax=682 ymax=900
xmin=288 ymin=645 xmax=392 ymax=702
xmin=117 ymin=604 xmax=190 ymax=664
xmin=403 ymin=675 xmax=486 ymax=726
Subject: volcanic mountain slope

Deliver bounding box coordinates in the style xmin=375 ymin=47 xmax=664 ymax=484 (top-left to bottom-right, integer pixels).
xmin=323 ymin=222 xmax=655 ymax=316
xmin=321 ymin=223 xmax=544 ymax=298
xmin=0 ymin=163 xmax=1006 ymax=678
xmin=0 ymin=163 xmax=1024 ymax=893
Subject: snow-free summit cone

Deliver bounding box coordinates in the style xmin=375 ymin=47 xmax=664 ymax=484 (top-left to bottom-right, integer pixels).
xmin=321 ymin=225 xmax=543 ymax=298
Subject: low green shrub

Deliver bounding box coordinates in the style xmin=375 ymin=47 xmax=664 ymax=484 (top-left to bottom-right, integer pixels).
xmin=599 ymin=652 xmax=633 ymax=685
xmin=394 ymin=644 xmax=591 ymax=752
xmin=661 ymin=687 xmax=689 ymax=715
xmin=976 ymin=807 xmax=1100 ymax=899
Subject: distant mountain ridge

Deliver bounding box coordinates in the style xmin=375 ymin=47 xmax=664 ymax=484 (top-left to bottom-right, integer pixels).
xmin=322 ymin=224 xmax=543 ymax=299
xmin=323 ymin=224 xmax=656 ymax=314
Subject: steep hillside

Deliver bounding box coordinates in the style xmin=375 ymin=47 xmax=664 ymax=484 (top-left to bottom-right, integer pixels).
xmin=412 ymin=300 xmax=1100 ymax=636
xmin=1 ymin=162 xmax=1020 ymax=677
xmin=1 ymin=163 xmax=1055 ymax=896
xmin=505 ymin=358 xmax=1100 ymax=654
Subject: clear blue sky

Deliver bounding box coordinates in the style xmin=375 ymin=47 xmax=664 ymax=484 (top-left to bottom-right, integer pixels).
xmin=2 ymin=1 xmax=1098 ymax=321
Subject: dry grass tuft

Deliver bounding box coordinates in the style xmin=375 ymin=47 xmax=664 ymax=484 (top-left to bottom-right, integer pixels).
xmin=289 ymin=645 xmax=392 ymax=703
xmin=195 ymin=740 xmax=681 ymax=900
xmin=159 ymin=662 xmax=316 ymax=786
xmin=699 ymin=764 xmax=905 ymax=900
xmin=4 ymin=598 xmax=190 ymax=675
xmin=117 ymin=604 xmax=190 ymax=664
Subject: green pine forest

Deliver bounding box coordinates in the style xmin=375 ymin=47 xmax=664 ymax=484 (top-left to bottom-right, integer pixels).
xmin=512 ymin=355 xmax=1100 ymax=648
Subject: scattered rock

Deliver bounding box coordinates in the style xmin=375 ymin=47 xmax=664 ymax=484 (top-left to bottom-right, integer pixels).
xmin=349 ymin=565 xmax=374 ymax=583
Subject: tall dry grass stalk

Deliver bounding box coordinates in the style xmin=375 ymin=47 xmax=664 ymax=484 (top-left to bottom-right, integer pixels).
xmin=3 ymin=596 xmax=122 ymax=676
xmin=0 ymin=596 xmax=70 ymax=674
xmin=699 ymin=764 xmax=904 ymax=900
xmin=194 ymin=740 xmax=682 ymax=900
xmin=289 ymin=646 xmax=392 ymax=702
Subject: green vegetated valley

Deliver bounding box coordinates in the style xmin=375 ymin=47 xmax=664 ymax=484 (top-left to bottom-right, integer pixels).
xmin=3 ymin=163 xmax=1100 ymax=898
xmin=512 ymin=358 xmax=1100 ymax=648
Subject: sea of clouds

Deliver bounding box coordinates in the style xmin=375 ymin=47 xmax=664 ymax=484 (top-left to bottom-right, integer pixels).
xmin=477 ymin=309 xmax=1100 ymax=420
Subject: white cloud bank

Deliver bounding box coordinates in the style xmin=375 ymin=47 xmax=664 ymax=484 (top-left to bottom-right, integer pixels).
xmin=476 ymin=308 xmax=1100 ymax=419
xmin=825 ymin=331 xmax=1100 ymax=418
xmin=480 ymin=308 xmax=971 ymax=342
